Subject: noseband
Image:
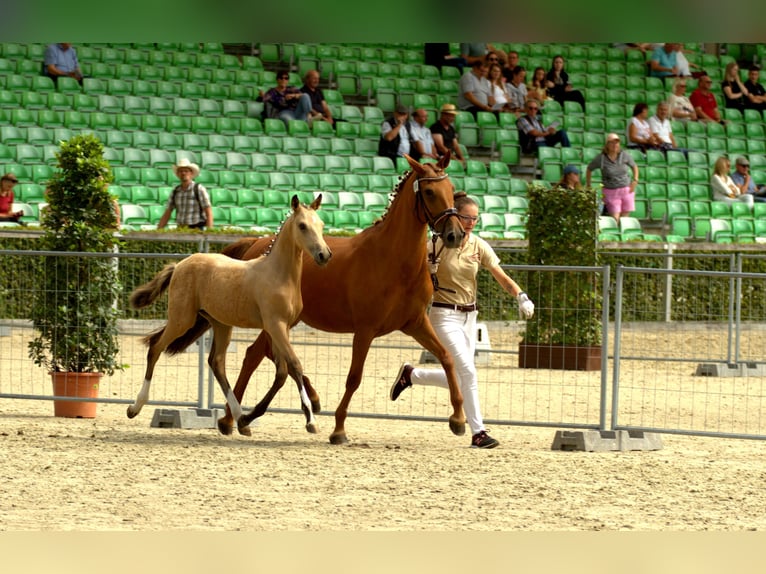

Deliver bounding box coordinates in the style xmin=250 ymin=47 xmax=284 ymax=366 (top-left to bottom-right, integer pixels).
xmin=412 ymin=172 xmax=459 ymax=236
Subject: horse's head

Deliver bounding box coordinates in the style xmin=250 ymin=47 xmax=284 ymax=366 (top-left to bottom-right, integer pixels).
xmin=290 ymin=194 xmax=332 ymax=266
xmin=404 ymin=153 xmax=464 ymax=248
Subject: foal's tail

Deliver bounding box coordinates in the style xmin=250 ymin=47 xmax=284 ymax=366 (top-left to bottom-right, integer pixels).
xmin=130 ymin=263 xmax=176 ymax=309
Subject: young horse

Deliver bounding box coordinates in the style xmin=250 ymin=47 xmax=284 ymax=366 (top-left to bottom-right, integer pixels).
xmin=126 ymin=195 xmax=332 ymax=435
xmin=198 ymin=154 xmax=467 ymax=444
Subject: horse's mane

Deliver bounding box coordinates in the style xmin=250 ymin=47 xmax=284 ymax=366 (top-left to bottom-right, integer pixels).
xmin=375 ymin=163 xmax=445 ymax=226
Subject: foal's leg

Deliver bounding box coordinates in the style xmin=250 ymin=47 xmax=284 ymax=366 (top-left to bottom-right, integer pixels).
xmin=126 ymin=328 xmax=167 ymax=418
xmin=206 ymin=319 xmax=249 ymax=437
xmin=238 ymin=354 xmax=289 ymax=427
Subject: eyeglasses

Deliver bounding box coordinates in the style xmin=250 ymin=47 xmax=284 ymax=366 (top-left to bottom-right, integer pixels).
xmin=487 ymin=57 xmax=498 ymax=62
xmin=739 ymin=164 xmax=750 ymax=168
xmin=458 ymin=214 xmax=479 ymax=222
xmin=4 ymin=178 xmax=18 ymax=184
xmin=278 ymin=76 xmax=289 ymax=80
xmin=527 ymin=106 xmax=539 ymax=111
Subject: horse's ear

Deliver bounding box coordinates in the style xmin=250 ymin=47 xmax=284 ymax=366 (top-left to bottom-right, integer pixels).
xmin=291 ymin=194 xmax=300 ymax=211
xmin=436 ymin=150 xmax=451 ymax=170
xmin=404 ymin=154 xmax=426 ymax=175
xmin=310 ymin=193 xmax=322 ymax=210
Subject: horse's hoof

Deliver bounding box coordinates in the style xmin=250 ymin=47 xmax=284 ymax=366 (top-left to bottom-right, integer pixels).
xmin=311 ymin=399 xmax=321 ymax=414
xmin=237 ymin=424 xmax=252 ymax=437
xmin=306 ymin=422 xmax=318 ymax=434
xmin=126 ymin=406 xmax=138 ymax=419
xmin=329 ymin=432 xmax=348 ymax=445
xmin=449 ymin=417 xmax=466 ymax=436
xmin=217 ymin=418 xmax=234 ymax=436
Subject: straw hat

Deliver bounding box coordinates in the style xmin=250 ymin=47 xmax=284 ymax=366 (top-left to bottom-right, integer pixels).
xmin=172 ymin=158 xmax=200 ymax=178
xmin=439 ymin=103 xmax=458 ymax=115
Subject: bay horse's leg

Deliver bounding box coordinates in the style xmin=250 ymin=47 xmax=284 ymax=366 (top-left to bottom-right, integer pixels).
xmin=206 ymin=320 xmax=250 ymax=437
xmin=404 ymin=318 xmax=466 ymax=436
xmin=329 ymin=333 xmax=374 ymax=445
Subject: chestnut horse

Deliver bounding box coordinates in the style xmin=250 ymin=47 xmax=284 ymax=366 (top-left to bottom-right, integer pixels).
xmin=181 ymin=154 xmax=467 ymax=444
xmin=127 ymin=195 xmax=332 ymax=435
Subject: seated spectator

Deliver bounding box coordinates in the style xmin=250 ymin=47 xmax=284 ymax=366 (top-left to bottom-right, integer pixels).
xmin=721 ymin=61 xmax=749 ymax=111
xmin=668 ymin=78 xmax=698 ymax=121
xmin=459 ymin=43 xmax=491 ymax=66
xmin=430 ymin=103 xmax=466 ymax=165
xmin=300 ymin=69 xmax=334 ymax=127
xmin=487 ymin=63 xmax=511 ymax=112
xmin=424 ymin=43 xmax=467 ymax=74
xmin=263 ymin=69 xmax=312 ymax=127
xmin=545 ymin=55 xmax=585 ymax=112
xmin=527 ymin=66 xmax=550 ymax=105
xmin=378 ymin=105 xmax=412 ymax=163
xmin=0 ymin=173 xmax=24 ymax=224
xmin=586 ymin=133 xmax=639 ymax=223
xmin=711 ymin=156 xmax=754 ymax=207
xmin=648 ymin=101 xmax=687 ymax=156
xmin=627 ymin=102 xmax=664 ymax=152
xmin=612 ymin=43 xmax=661 ymax=55
xmin=648 ymin=43 xmax=679 ymax=80
xmin=458 ymin=59 xmax=493 ymax=118
xmin=408 ymin=108 xmax=438 ymax=161
xmin=690 ymin=74 xmax=724 ymax=123
xmin=43 ymin=43 xmax=83 ymax=86
xmin=730 ymin=156 xmax=766 ymax=203
xmin=673 ymin=43 xmax=702 ymax=78
xmin=502 ymin=50 xmax=520 ymax=83
xmin=744 ymin=64 xmax=766 ymax=113
xmin=505 ymin=66 xmax=528 ymax=116
xmin=557 ymin=164 xmax=582 ymax=191
xmin=517 ymin=99 xmax=570 ymax=155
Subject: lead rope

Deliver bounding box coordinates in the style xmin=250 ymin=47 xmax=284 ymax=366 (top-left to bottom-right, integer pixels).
xmin=428 ymin=234 xmax=456 ymax=294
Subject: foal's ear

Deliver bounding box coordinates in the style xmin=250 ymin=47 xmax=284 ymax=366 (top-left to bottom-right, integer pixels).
xmin=436 ymin=150 xmax=451 ymax=170
xmin=310 ymin=193 xmax=323 ymax=210
xmin=405 ymin=154 xmax=426 ymax=175
xmin=291 ymin=194 xmax=300 ymax=211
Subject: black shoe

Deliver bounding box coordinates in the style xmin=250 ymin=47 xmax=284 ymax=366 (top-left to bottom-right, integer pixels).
xmin=471 ymin=430 xmax=499 ymax=449
xmin=390 ymin=363 xmax=413 ymax=401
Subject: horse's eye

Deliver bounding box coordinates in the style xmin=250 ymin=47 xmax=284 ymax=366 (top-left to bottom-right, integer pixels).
xmin=299 ymin=223 xmax=307 ymax=230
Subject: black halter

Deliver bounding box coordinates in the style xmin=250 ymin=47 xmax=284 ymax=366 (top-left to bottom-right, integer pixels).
xmin=412 ymin=172 xmax=459 ymax=236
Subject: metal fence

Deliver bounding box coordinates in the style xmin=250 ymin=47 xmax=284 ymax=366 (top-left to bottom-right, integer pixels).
xmin=2 ymin=246 xmax=766 ymax=441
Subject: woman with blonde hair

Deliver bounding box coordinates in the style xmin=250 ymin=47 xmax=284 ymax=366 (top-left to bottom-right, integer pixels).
xmin=722 ymin=61 xmax=749 ymax=111
xmin=668 ymin=78 xmax=697 ymax=120
xmin=711 ymin=155 xmax=754 ymax=207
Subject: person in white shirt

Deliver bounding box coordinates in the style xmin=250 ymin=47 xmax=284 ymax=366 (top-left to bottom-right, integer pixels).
xmin=408 ymin=108 xmax=438 ymax=160
xmin=648 ymin=101 xmax=687 ymax=156
xmin=458 ymin=59 xmax=493 ymax=117
xmin=711 ymin=155 xmax=754 ymax=207
xmin=668 ymin=78 xmax=697 ymax=121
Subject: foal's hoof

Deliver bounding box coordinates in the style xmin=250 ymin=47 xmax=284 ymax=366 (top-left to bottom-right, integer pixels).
xmin=306 ymin=422 xmax=318 ymax=434
xmin=126 ymin=406 xmax=138 ymax=419
xmin=329 ymin=431 xmax=348 ymax=445
xmin=449 ymin=416 xmax=466 ymax=437
xmin=217 ymin=418 xmax=234 ymax=436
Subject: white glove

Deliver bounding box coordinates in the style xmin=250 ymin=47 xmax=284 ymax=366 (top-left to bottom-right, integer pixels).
xmin=517 ymin=292 xmax=535 ymax=320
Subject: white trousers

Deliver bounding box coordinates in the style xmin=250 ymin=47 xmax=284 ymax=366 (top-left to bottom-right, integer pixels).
xmin=410 ymin=306 xmax=485 ymax=435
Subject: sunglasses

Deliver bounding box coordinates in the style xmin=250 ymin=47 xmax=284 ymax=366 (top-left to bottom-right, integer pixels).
xmin=4 ymin=178 xmax=18 ymax=183
xmin=278 ymin=76 xmax=289 ymax=80
xmin=527 ymin=106 xmax=539 ymax=111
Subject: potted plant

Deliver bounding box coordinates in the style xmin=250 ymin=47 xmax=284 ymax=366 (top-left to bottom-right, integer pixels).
xmin=519 ymin=181 xmax=603 ymax=370
xmin=28 ymin=134 xmax=122 ymax=417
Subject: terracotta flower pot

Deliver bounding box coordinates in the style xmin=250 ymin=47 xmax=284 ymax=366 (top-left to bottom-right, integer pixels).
xmin=51 ymin=372 xmax=102 ymax=418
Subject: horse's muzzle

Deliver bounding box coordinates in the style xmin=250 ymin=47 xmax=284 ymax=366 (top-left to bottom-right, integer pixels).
xmin=314 ymin=249 xmax=332 ymax=266
xmin=441 ymin=219 xmax=465 ymax=248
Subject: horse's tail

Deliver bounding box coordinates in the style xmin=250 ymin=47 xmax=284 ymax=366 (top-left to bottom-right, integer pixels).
xmin=130 ymin=263 xmax=176 ymax=309
xmin=221 ymin=237 xmax=260 ymax=260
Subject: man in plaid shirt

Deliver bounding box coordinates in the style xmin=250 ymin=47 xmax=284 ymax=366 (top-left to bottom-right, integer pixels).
xmin=157 ymin=159 xmax=213 ymax=230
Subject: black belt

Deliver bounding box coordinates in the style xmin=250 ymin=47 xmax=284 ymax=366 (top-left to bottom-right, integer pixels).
xmin=431 ymin=301 xmax=477 ymax=312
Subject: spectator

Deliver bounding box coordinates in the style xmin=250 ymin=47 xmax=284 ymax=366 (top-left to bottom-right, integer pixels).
xmin=388 ymin=192 xmax=534 ymax=449
xmin=0 ymin=173 xmax=24 ymax=224
xmin=668 ymin=78 xmax=698 ymax=121
xmin=502 ymin=50 xmax=520 ymax=83
xmin=711 ymin=155 xmax=754 ymax=207
xmin=517 ymin=99 xmax=570 ymax=155
xmin=527 ymin=66 xmax=550 ymax=104
xmin=430 ymin=103 xmax=466 ymax=165
xmin=722 ymin=61 xmax=750 ymax=112
xmin=378 ymin=104 xmax=412 ymax=163
xmin=505 ymin=65 xmax=528 ymax=116
xmin=586 ymin=133 xmax=639 ymax=223
xmin=424 ymin=43 xmax=466 ymax=74
xmin=300 ymin=69 xmax=334 ymax=127
xmin=557 ymin=164 xmax=582 ymax=191
xmin=262 ymin=69 xmax=312 ymax=128
xmin=673 ymin=43 xmax=701 ymax=78
xmin=458 ymin=59 xmax=493 ymax=117
xmin=690 ymin=74 xmax=724 ymax=123
xmin=487 ymin=63 xmax=512 ymax=112
xmin=730 ymin=156 xmax=766 ymax=203
xmin=43 ymin=43 xmax=83 ymax=86
xmin=545 ymin=55 xmax=585 ymax=111
xmin=744 ymin=64 xmax=766 ymax=113
xmin=648 ymin=43 xmax=679 ymax=79
xmin=157 ymin=159 xmax=213 ymax=230
xmin=627 ymin=102 xmax=665 ymax=153
xmin=648 ymin=101 xmax=687 ymax=156
xmin=459 ymin=43 xmax=490 ymax=66
xmin=408 ymin=108 xmax=438 ymax=161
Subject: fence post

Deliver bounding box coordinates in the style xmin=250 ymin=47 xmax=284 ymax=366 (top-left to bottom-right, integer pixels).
xmin=664 ymin=243 xmax=674 ymax=322
xmin=610 ymin=265 xmax=625 ymax=431
xmin=599 ymin=264 xmax=610 ymax=431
